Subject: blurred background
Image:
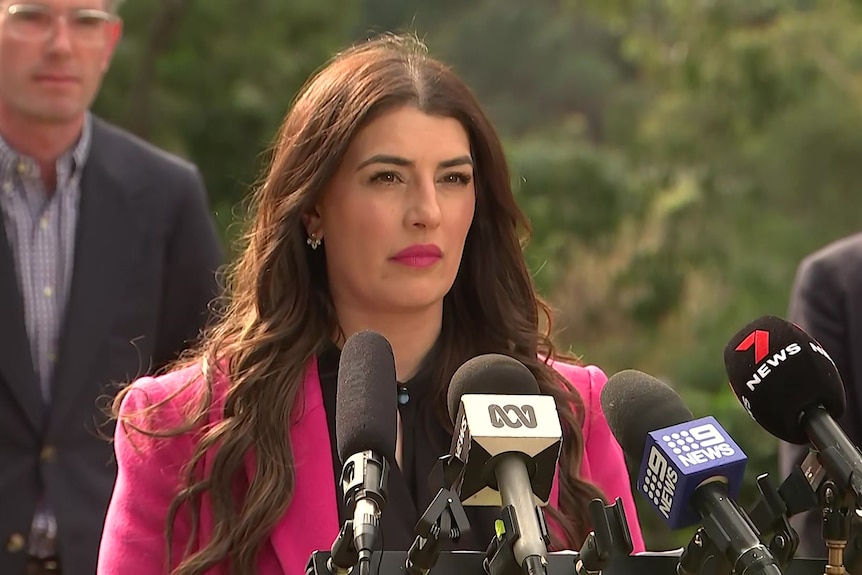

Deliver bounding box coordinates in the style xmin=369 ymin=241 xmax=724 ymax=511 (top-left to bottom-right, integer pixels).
xmin=94 ymin=0 xmax=862 ymax=550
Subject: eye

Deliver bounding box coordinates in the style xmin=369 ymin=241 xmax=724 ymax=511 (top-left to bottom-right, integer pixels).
xmin=73 ymin=14 xmax=107 ymax=28
xmin=369 ymin=171 xmax=403 ymax=185
xmin=440 ymin=171 xmax=473 ymax=185
xmin=8 ymin=6 xmax=50 ymax=26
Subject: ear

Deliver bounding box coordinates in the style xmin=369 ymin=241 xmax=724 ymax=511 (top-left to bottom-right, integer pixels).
xmin=101 ymin=18 xmax=124 ymax=73
xmin=302 ymin=206 xmax=323 ymax=240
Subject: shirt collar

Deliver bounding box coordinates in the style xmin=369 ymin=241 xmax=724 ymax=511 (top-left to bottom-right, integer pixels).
xmin=0 ymin=111 xmax=93 ymax=183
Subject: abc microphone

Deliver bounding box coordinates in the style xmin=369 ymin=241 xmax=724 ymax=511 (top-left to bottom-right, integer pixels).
xmin=447 ymin=354 xmax=562 ymax=575
xmin=723 ymin=315 xmax=862 ymax=504
xmin=601 ymin=370 xmax=781 ymax=575
xmin=334 ymin=331 xmax=398 ymax=574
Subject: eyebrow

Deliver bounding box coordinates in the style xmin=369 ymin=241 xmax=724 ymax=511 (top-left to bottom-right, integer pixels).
xmin=356 ymin=154 xmax=474 ymax=171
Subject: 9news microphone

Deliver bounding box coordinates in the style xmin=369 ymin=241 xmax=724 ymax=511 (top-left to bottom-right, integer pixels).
xmin=447 ymin=354 xmax=562 ymax=575
xmin=601 ymin=370 xmax=782 ymax=575
xmin=335 ymin=331 xmax=398 ymax=574
xmin=723 ymin=315 xmax=862 ymax=503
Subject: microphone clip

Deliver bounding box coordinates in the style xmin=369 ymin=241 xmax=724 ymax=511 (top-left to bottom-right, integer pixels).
xmin=678 ymin=526 xmax=723 ymax=575
xmin=326 ymin=520 xmax=358 ymax=575
xmin=325 ymin=450 xmax=390 ymax=575
xmin=746 ymin=472 xmax=807 ymax=568
xmin=404 ymin=485 xmax=471 ymax=574
xmin=575 ymin=497 xmax=634 ymax=575
xmin=482 ymin=504 xmax=551 ymax=575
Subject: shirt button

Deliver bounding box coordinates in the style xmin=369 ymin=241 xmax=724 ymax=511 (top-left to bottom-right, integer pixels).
xmin=2 ymin=181 xmax=11 ymax=194
xmin=6 ymin=532 xmax=25 ymax=553
xmin=40 ymin=445 xmax=56 ymax=462
xmin=43 ymin=287 xmax=53 ymax=297
xmin=40 ymin=217 xmax=48 ymax=230
xmin=16 ymin=161 xmax=27 ymax=175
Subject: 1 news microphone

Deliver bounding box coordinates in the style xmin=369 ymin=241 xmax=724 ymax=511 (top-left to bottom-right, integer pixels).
xmin=601 ymin=369 xmax=781 ymax=575
xmin=723 ymin=315 xmax=862 ymax=504
xmin=333 ymin=331 xmax=398 ymax=574
xmin=447 ymin=354 xmax=561 ymax=575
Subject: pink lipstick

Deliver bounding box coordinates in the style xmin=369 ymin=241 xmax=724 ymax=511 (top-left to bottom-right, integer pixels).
xmin=390 ymin=244 xmax=443 ymax=268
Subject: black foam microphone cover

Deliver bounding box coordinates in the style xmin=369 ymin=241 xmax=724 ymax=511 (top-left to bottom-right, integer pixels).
xmin=600 ymin=369 xmax=694 ymax=461
xmin=446 ymin=353 xmax=539 ymax=424
xmin=723 ymin=315 xmax=846 ymax=445
xmin=336 ymin=330 xmax=398 ymax=463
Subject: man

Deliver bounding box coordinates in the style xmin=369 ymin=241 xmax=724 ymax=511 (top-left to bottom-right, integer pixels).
xmin=779 ymin=233 xmax=862 ymax=558
xmin=0 ymin=1 xmax=224 ymax=574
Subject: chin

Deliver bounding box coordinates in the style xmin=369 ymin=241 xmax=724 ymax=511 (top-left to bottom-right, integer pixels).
xmin=386 ymin=284 xmax=451 ymax=311
xmin=27 ymin=105 xmax=84 ymax=124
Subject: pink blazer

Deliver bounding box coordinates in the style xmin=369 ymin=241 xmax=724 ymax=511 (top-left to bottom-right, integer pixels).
xmin=97 ymin=358 xmax=645 ymax=574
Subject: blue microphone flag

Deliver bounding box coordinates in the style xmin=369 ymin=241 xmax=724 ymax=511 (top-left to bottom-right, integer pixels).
xmin=638 ymin=416 xmax=747 ymax=529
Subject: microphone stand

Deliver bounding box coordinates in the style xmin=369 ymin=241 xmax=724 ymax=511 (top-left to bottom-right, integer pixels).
xmin=821 ymin=481 xmax=853 ymax=575
xmin=574 ymin=497 xmax=634 ymax=575
xmin=678 ymin=467 xmax=816 ymax=575
xmin=798 ymin=450 xmax=857 ymax=575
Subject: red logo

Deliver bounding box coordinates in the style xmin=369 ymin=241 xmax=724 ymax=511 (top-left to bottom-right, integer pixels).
xmin=736 ymin=330 xmax=770 ymax=363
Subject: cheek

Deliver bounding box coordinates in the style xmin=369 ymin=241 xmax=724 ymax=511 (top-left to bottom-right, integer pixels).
xmin=326 ymin=202 xmax=397 ymax=265
xmin=447 ymin=194 xmax=476 ymax=239
xmin=85 ymin=49 xmax=109 ymax=75
xmin=0 ymin=48 xmax=26 ymax=79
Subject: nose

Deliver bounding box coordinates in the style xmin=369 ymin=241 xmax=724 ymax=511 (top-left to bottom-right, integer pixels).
xmin=406 ymin=177 xmax=442 ymax=229
xmin=46 ymin=16 xmax=74 ymax=54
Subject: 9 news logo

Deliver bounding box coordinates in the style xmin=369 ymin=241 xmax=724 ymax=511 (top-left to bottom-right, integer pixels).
xmin=640 ymin=417 xmax=747 ymax=526
xmin=641 ymin=422 xmax=732 ymax=518
xmin=642 ymin=446 xmax=677 ymax=517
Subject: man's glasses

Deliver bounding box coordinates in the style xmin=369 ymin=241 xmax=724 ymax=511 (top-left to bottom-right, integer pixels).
xmin=4 ymin=3 xmax=114 ymax=46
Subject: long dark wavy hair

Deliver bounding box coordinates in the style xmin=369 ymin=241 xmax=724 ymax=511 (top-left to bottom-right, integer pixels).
xmin=114 ymin=33 xmax=607 ymax=575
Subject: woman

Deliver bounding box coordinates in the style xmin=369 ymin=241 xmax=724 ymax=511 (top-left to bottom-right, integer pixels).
xmin=97 ymin=34 xmax=644 ymax=575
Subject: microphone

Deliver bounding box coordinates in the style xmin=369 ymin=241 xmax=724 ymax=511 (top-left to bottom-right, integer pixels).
xmin=601 ymin=370 xmax=781 ymax=575
xmin=722 ymin=315 xmax=862 ymax=503
xmin=446 ymin=354 xmax=561 ymax=575
xmin=333 ymin=330 xmax=398 ymax=574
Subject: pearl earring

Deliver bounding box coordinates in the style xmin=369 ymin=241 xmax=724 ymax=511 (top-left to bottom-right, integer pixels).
xmin=306 ymin=233 xmax=322 ymax=250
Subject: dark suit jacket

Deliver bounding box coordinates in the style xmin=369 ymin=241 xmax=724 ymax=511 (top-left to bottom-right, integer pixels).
xmin=0 ymin=116 xmax=223 ymax=575
xmin=780 ymin=232 xmax=862 ymax=558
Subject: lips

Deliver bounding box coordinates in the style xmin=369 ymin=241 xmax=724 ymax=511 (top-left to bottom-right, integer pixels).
xmin=34 ymin=74 xmax=79 ymax=84
xmin=390 ymin=244 xmax=443 ymax=268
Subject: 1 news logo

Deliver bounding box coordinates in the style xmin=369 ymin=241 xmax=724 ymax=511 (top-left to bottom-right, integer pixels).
xmin=638 ymin=416 xmax=747 ymax=528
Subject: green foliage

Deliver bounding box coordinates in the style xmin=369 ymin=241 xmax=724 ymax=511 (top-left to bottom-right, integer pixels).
xmin=94 ymin=0 xmax=355 ymax=253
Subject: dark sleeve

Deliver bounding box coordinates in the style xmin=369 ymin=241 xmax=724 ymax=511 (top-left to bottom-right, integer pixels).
xmin=153 ymin=167 xmax=224 ymax=368
xmin=782 ymin=253 xmax=849 ymax=557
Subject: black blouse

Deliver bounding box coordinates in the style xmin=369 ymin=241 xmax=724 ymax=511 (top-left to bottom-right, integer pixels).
xmin=317 ymin=344 xmax=501 ymax=552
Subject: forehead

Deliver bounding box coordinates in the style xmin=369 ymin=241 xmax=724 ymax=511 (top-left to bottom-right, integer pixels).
xmin=348 ymin=106 xmax=471 ymax=158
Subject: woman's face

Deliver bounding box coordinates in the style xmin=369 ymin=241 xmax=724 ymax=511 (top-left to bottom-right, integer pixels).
xmin=307 ymin=105 xmax=476 ymax=318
